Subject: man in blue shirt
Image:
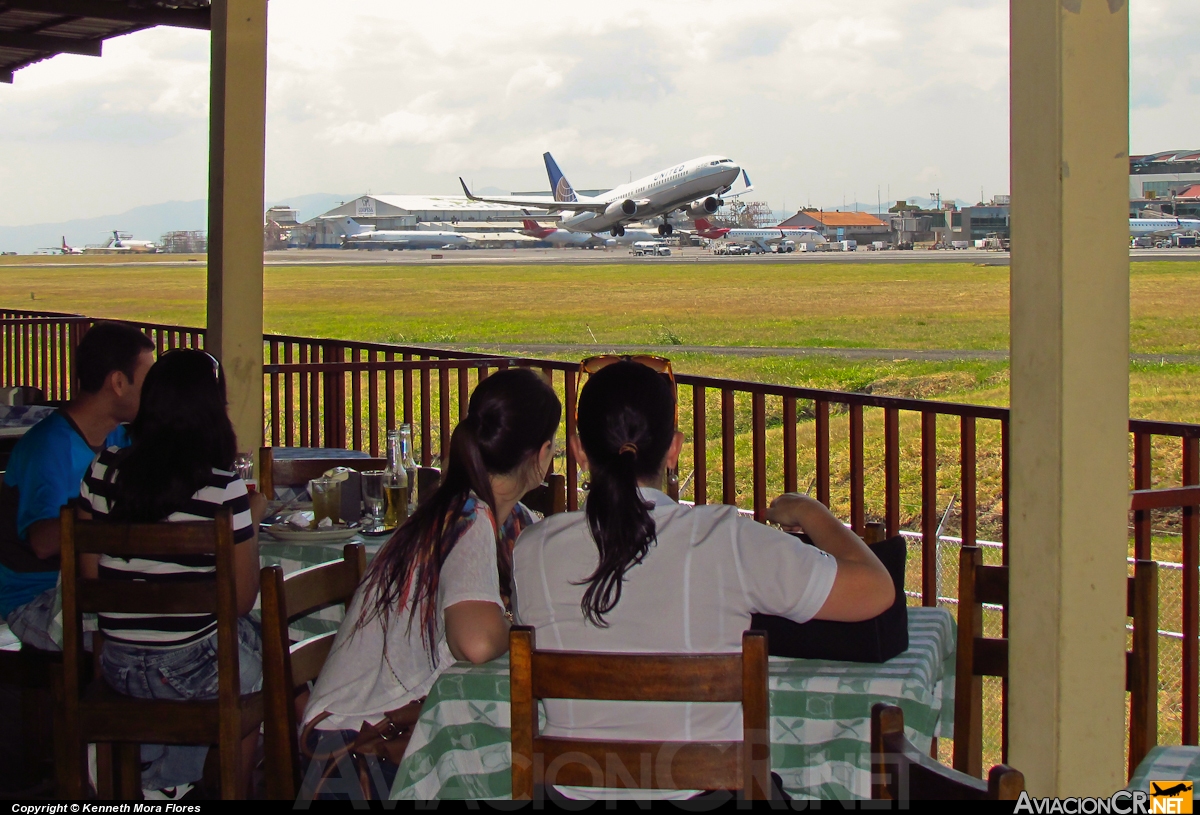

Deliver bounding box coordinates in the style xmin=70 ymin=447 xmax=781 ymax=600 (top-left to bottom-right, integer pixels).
xmin=0 ymin=321 xmax=155 ymax=649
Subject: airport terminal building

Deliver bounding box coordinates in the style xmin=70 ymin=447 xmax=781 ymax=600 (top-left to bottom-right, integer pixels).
xmin=296 ymin=194 xmax=550 ymax=248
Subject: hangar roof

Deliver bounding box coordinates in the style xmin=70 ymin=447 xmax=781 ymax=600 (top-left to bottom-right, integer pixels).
xmin=0 ymin=0 xmax=209 ymax=84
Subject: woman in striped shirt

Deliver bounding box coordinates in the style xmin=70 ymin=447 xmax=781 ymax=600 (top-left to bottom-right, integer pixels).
xmin=78 ymin=349 xmax=268 ymax=798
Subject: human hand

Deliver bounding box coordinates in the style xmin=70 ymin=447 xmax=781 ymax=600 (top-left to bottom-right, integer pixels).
xmin=766 ymin=493 xmax=814 ymax=533
xmin=248 ymin=489 xmax=269 ymax=525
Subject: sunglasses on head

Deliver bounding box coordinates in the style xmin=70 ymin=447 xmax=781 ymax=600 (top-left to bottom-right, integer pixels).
xmin=578 ymin=355 xmax=677 ymax=428
xmin=203 ymin=351 xmax=221 ymax=381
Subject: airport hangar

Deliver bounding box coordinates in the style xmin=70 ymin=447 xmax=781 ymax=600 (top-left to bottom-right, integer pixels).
xmin=297 ymin=194 xmax=555 ymax=248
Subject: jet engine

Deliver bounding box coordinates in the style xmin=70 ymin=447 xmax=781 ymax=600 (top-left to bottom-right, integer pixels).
xmin=685 ymin=197 xmax=721 ymax=219
xmin=605 ymin=199 xmax=638 ymax=219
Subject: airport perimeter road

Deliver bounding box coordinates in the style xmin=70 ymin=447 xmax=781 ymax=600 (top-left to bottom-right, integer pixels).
xmin=434 ymin=342 xmax=1200 ymax=365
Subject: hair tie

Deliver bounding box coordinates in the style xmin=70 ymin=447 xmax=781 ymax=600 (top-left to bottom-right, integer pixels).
xmin=618 ymin=442 xmax=638 ymax=457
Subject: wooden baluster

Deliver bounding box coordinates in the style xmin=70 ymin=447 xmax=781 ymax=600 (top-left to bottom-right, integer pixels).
xmin=420 ymin=361 xmax=432 ymax=466
xmin=438 ymin=366 xmax=451 ymax=461
xmin=1000 ymin=416 xmax=1010 ymax=763
xmin=721 ymin=389 xmax=736 ymax=506
xmin=815 ymin=400 xmax=830 ymax=507
xmin=284 ymin=343 xmax=295 ymax=447
xmin=921 ymin=411 xmax=937 ymax=607
xmin=693 ymin=385 xmax=707 ymax=505
xmin=961 ymin=416 xmax=977 ymax=548
xmin=782 ymin=396 xmax=797 ymax=494
xmin=751 ymin=392 xmax=766 ymax=522
xmin=885 ymin=407 xmax=900 ymax=538
xmin=368 ymin=350 xmax=380 ymax=457
xmin=402 ymin=353 xmax=413 ymax=427
xmin=297 ymin=343 xmax=309 ymax=446
xmin=565 ymin=370 xmax=578 ymax=511
xmin=385 ymin=352 xmax=397 ymax=437
xmin=458 ymin=364 xmax=470 ymax=427
xmin=849 ymin=403 xmax=864 ymax=535
xmin=269 ymin=341 xmax=279 ymax=446
xmin=1184 ymin=436 xmax=1199 ymax=745
xmin=1133 ymin=432 xmax=1152 ymax=560
xmin=351 ymin=348 xmax=363 ymax=452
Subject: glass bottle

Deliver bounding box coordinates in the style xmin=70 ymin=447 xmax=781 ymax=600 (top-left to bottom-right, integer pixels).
xmin=398 ymin=424 xmax=419 ymax=507
xmin=384 ymin=429 xmax=409 ymax=527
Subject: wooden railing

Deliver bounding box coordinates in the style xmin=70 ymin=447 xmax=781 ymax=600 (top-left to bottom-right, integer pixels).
xmin=3 ymin=311 xmax=1199 ymax=759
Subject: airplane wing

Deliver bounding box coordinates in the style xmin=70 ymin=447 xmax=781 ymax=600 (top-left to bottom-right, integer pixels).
xmin=719 ymin=170 xmax=756 ymax=200
xmin=459 ymin=178 xmax=610 ymax=213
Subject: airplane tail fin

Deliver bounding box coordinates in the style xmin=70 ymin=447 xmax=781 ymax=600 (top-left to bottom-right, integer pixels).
xmin=62 ymin=236 xmax=68 ymax=250
xmin=543 ymin=152 xmax=578 ymax=203
xmin=337 ymin=217 xmax=372 ymax=237
xmin=694 ymin=218 xmax=713 ymax=231
xmin=522 ymin=218 xmax=540 ymax=231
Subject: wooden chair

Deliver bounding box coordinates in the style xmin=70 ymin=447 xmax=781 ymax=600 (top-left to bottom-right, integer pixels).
xmin=872 ymin=703 xmax=1024 ymax=800
xmin=58 ymin=506 xmax=264 ymax=799
xmin=509 ymin=626 xmax=771 ymax=799
xmin=952 ymin=546 xmax=1158 ymax=779
xmin=521 ymin=473 xmax=567 ymax=518
xmin=259 ymin=447 xmax=386 ymax=501
xmin=260 ymin=543 xmax=366 ymax=800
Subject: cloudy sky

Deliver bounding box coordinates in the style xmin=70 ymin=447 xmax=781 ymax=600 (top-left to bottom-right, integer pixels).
xmin=1 ymin=0 xmax=1197 ymax=226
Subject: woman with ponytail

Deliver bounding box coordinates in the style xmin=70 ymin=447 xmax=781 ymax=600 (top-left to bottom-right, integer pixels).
xmin=302 ymin=367 xmax=560 ymax=798
xmin=512 ymin=360 xmax=895 ymax=800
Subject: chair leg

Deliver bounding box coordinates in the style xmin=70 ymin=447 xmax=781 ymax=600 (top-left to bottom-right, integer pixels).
xmin=115 ymin=743 xmax=141 ymax=800
xmin=95 ymin=743 xmax=114 ymax=799
xmin=50 ymin=670 xmax=85 ymax=800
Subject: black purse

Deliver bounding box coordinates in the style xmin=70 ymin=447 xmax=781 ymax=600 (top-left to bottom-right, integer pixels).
xmin=751 ymin=534 xmax=908 ymax=663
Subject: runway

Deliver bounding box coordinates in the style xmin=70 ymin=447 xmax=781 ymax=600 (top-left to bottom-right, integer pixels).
xmin=3 ymin=246 xmax=1199 ymax=268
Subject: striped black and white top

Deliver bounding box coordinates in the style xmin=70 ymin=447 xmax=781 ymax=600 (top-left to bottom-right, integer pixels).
xmin=79 ymin=446 xmax=255 ymax=648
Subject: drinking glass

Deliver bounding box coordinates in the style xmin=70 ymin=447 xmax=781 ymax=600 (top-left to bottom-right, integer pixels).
xmin=310 ymin=477 xmax=341 ymax=527
xmin=234 ymin=452 xmax=257 ymax=493
xmin=361 ymin=470 xmax=386 ymax=530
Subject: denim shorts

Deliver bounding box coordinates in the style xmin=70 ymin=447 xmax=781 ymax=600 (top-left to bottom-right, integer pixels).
xmin=99 ymin=616 xmax=263 ymax=790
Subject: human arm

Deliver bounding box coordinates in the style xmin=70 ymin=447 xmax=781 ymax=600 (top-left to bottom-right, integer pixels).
xmin=444 ymin=600 xmax=509 ymax=663
xmin=233 ymin=489 xmax=268 ymax=617
xmin=26 ymin=518 xmax=60 ymax=561
xmin=766 ymin=493 xmax=895 ymax=622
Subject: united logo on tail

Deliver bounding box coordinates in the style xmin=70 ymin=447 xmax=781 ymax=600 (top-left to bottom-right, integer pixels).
xmin=543 ymin=152 xmax=578 ymax=204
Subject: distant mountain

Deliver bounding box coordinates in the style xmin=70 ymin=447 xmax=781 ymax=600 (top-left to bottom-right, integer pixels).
xmin=0 ymin=194 xmax=354 ymax=254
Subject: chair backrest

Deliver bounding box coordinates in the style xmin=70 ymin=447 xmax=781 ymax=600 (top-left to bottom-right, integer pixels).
xmin=520 ymin=473 xmax=567 ymax=518
xmin=259 ymin=446 xmax=386 ymax=500
xmin=872 ymin=703 xmax=1024 ymax=800
xmin=952 ymin=545 xmax=1158 ymax=778
xmin=260 ymin=543 xmax=366 ymax=800
xmin=509 ymin=626 xmax=770 ymax=799
xmin=58 ymin=506 xmax=243 ymax=756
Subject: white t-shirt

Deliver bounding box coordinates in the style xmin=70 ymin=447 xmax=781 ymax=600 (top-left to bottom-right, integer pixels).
xmin=513 ymin=488 xmax=837 ymax=747
xmin=304 ymin=499 xmax=510 ymax=731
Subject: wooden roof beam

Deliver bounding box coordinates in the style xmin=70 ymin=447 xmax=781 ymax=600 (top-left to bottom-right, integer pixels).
xmin=0 ymin=31 xmax=103 ymax=56
xmin=0 ymin=1 xmax=210 ymax=30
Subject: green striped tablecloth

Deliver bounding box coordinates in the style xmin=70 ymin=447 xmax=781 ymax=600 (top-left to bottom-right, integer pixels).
xmin=391 ymin=606 xmax=956 ymax=801
xmin=1128 ymin=745 xmax=1200 ymax=793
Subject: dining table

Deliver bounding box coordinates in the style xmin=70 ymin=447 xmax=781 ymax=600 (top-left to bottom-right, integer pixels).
xmin=389 ymin=606 xmax=957 ymax=801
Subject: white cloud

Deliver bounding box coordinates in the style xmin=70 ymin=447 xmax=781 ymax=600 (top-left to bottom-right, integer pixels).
xmin=0 ymin=0 xmax=1196 ymax=225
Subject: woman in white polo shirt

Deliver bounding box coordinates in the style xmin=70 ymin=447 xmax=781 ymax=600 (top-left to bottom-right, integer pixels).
xmin=511 ymin=359 xmax=895 ymax=800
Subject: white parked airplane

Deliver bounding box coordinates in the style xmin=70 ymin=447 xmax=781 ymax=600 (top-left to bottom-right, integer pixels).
xmin=335 ymin=217 xmax=474 ymax=250
xmin=1130 ymin=217 xmax=1200 ymax=237
xmin=461 ymin=152 xmax=752 ymax=238
xmin=519 ymin=218 xmax=659 ymax=247
xmin=693 ymin=218 xmax=827 ymax=252
xmin=82 ymin=231 xmax=157 ymax=254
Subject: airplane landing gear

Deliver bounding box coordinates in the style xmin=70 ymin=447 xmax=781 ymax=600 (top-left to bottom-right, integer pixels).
xmin=612 ymin=226 xmax=625 ymax=237
xmin=658 ymin=222 xmax=674 ymax=237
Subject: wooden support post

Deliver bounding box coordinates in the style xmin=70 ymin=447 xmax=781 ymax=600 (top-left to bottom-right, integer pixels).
xmin=206 ymin=0 xmax=268 ymax=458
xmin=1008 ymin=0 xmax=1130 ymax=795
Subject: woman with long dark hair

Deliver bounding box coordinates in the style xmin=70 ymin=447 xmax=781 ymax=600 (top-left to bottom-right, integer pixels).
xmin=512 ymin=360 xmax=895 ymax=800
xmin=78 ymin=349 xmax=268 ymax=799
xmin=302 ymin=367 xmax=561 ymax=798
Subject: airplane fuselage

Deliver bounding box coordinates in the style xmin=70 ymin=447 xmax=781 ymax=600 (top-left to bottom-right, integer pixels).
xmin=1130 ymin=217 xmax=1200 ymax=237
xmin=558 ymin=157 xmax=741 ymax=233
xmin=343 ymin=230 xmax=472 ymax=250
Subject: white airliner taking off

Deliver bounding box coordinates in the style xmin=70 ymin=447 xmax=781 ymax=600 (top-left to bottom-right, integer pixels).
xmin=461 ymin=152 xmax=752 ymax=237
xmin=335 ymin=217 xmax=474 ymax=250
xmin=1130 ymin=217 xmax=1200 ymax=237
xmin=82 ymin=231 xmax=157 ymax=254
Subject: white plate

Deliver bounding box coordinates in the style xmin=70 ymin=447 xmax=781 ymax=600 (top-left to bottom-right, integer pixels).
xmin=267 ymin=524 xmax=359 ymax=543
